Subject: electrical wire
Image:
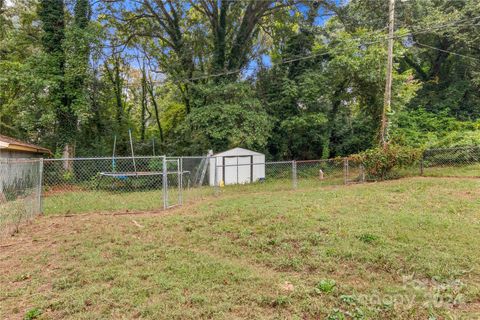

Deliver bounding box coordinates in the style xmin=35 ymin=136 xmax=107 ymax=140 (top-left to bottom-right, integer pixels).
xmin=414 ymin=41 xmax=480 ymax=62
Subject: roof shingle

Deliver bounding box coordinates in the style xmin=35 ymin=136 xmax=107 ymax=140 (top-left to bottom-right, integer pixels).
xmin=0 ymin=134 xmax=51 ymax=154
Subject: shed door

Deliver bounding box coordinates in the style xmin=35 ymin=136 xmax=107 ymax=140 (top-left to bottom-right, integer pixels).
xmin=223 ymin=156 xmax=252 ymax=185
xmin=237 ymin=156 xmax=252 ymax=184
xmin=223 ymin=157 xmax=238 ymax=185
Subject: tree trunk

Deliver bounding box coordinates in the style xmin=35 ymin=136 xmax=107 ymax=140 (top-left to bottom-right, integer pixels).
xmin=146 ymin=78 xmax=164 ymax=145
xmin=62 ymin=143 xmax=75 ymax=171
xmin=104 ymin=56 xmax=126 ymax=153
xmin=140 ymin=67 xmax=148 ymax=141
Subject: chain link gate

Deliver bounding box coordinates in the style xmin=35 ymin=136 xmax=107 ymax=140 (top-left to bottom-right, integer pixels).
xmin=163 ymin=157 xmax=182 ymax=209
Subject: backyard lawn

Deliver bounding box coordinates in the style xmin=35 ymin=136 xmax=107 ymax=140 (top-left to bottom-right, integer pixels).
xmin=0 ymin=177 xmax=479 ymax=319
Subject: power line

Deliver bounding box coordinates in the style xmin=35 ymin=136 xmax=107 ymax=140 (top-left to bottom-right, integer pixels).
xmin=415 ymin=41 xmax=480 ymax=62
xmin=396 ymin=15 xmax=479 ymax=34
xmin=396 ymin=17 xmax=480 ymax=39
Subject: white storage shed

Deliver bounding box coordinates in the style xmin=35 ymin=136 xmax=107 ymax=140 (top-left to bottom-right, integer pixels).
xmin=209 ymin=148 xmax=265 ymax=186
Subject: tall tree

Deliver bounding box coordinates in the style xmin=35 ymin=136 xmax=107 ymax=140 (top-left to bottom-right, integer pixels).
xmin=65 ymin=0 xmax=92 ymax=136
xmin=38 ymin=0 xmax=77 ymax=160
xmin=111 ymin=1 xmax=301 ymax=112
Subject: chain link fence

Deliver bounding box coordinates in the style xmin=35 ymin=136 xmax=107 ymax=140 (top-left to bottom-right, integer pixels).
xmin=211 ymin=158 xmax=366 ymax=196
xmin=41 ymin=156 xmax=216 ymax=215
xmin=39 ymin=156 xmax=368 ymax=216
xmin=421 ymin=146 xmax=480 ymax=178
xmin=42 ymin=156 xmax=205 ymax=215
xmin=3 ymin=145 xmax=478 ymax=235
xmin=212 ymin=161 xmax=295 ymax=195
xmin=43 ymin=156 xmax=166 ymax=215
xmin=0 ymin=158 xmax=43 ymax=237
xmin=296 ymin=158 xmax=365 ymax=187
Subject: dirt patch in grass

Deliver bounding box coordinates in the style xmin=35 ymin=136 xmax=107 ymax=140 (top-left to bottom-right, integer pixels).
xmin=43 ymin=185 xmax=87 ymax=196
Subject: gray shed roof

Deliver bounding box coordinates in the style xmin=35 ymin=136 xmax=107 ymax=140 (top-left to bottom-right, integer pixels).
xmin=214 ymin=147 xmax=264 ymax=157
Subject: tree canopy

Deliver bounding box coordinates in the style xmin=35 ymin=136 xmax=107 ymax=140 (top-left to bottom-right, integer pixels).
xmin=0 ymin=0 xmax=479 ymax=158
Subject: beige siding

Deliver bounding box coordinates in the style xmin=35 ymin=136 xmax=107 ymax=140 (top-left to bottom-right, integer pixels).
xmin=0 ymin=149 xmax=43 ymax=159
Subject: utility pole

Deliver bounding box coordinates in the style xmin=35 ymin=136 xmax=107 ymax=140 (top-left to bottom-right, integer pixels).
xmin=380 ymin=0 xmax=395 ymax=149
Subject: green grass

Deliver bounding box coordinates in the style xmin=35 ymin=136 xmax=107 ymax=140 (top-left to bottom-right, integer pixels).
xmin=43 ymin=189 xmax=164 ymax=215
xmin=41 ymin=164 xmax=479 ymax=216
xmin=42 ymin=178 xmax=338 ymax=215
xmin=2 ymin=177 xmax=479 ymax=319
xmin=423 ymin=163 xmax=480 ymax=177
xmin=42 ymin=177 xmax=347 ymax=216
xmin=42 ymin=185 xmax=214 ymax=215
xmin=0 ymin=196 xmax=38 ymax=237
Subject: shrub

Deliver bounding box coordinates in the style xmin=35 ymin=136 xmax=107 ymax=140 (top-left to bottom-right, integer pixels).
xmin=351 ymin=145 xmax=421 ymax=180
xmin=62 ymin=170 xmax=74 ymax=182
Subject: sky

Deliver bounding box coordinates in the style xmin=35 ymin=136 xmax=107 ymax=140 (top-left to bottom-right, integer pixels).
xmin=243 ymin=1 xmax=337 ymax=76
xmin=91 ymin=0 xmax=340 ymax=79
xmin=8 ymin=0 xmax=340 ymax=80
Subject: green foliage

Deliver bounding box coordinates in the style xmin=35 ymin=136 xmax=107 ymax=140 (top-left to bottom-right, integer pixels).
xmin=64 ymin=9 xmax=94 ymax=124
xmin=357 ymin=233 xmax=379 ymax=244
xmin=62 ymin=170 xmax=74 ymax=182
xmin=326 ymin=309 xmax=346 ymax=320
xmin=340 ymin=294 xmax=357 ymax=305
xmin=38 ymin=0 xmax=65 ymax=54
xmin=352 ymin=145 xmax=422 ymax=180
xmin=314 ymin=279 xmax=336 ymax=294
xmin=432 ymin=130 xmax=480 ymax=148
xmin=176 ymin=82 xmax=272 ymax=154
xmin=148 ymin=158 xmax=163 ymax=171
xmin=0 ymin=0 xmax=479 ymax=159
xmin=184 ymin=104 xmax=272 ymax=154
xmin=24 ymin=308 xmax=42 ymax=320
xmin=280 ymin=114 xmax=329 ymax=159
xmin=392 ymin=109 xmax=480 ymax=148
xmin=37 ymin=0 xmax=80 ymax=147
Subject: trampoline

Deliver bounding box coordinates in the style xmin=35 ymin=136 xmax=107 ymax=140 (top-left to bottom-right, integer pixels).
xmin=96 ymin=131 xmax=190 ymax=190
xmin=96 ymin=170 xmax=191 ymax=190
xmin=100 ymin=171 xmax=164 ymax=178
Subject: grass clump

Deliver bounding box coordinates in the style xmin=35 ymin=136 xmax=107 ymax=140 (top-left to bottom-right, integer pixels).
xmin=23 ymin=308 xmax=42 ymax=320
xmin=315 ymin=279 xmax=337 ymax=294
xmin=357 ymin=233 xmax=379 ymax=244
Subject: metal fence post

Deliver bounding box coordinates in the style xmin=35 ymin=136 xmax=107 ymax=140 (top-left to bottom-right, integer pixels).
xmin=179 ymin=157 xmax=183 ymax=205
xmin=214 ymin=157 xmax=219 ymax=196
xmin=38 ymin=158 xmax=44 ymax=215
xmin=420 ymin=151 xmax=424 ymax=176
xmin=292 ymin=160 xmax=297 ymax=189
xmin=343 ymin=158 xmax=349 ymax=185
xmin=162 ymin=155 xmax=167 ymax=209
